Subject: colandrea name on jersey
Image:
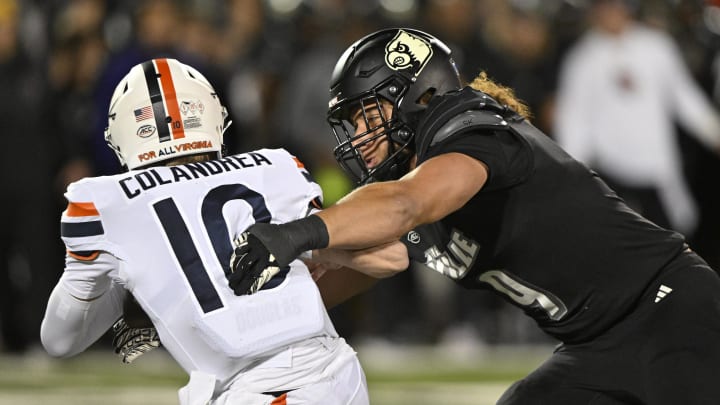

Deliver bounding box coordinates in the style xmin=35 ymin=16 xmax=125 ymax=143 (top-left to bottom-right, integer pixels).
xmin=59 ymin=148 xmax=333 ymax=383
xmin=119 ymin=152 xmax=272 ymax=200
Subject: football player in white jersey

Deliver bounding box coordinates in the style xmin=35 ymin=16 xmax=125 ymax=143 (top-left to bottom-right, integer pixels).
xmin=40 ymin=58 xmax=408 ymax=405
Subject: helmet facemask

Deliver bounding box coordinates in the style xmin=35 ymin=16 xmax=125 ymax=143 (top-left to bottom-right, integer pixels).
xmin=328 ymin=79 xmax=414 ymax=185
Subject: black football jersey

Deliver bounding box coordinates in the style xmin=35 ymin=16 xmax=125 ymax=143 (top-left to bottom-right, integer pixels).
xmin=403 ymin=87 xmax=686 ymax=343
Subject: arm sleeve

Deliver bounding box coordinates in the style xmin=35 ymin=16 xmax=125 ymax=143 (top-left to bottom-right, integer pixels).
xmin=41 ymin=280 xmax=125 ymax=358
xmin=40 ymin=252 xmax=125 ymax=358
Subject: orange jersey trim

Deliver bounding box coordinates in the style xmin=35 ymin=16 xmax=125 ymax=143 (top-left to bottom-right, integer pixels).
xmin=293 ymin=156 xmax=305 ymax=169
xmin=67 ymin=250 xmax=100 ymax=261
xmin=66 ymin=202 xmax=99 ymax=217
xmin=270 ymin=393 xmax=287 ymax=405
xmin=156 ymin=58 xmax=185 ymax=140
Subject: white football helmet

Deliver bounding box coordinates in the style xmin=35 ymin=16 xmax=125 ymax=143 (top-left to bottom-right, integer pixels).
xmin=105 ymin=58 xmax=229 ymax=170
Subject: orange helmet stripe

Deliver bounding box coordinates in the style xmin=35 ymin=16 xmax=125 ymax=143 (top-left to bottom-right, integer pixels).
xmin=155 ymin=58 xmax=185 ymax=140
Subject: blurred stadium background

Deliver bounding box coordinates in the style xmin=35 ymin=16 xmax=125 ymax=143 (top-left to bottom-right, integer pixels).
xmin=0 ymin=343 xmax=552 ymax=404
xmin=1 ymin=0 xmax=720 ymax=403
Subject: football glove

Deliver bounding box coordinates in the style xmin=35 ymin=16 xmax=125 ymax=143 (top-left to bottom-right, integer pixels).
xmin=228 ymin=231 xmax=280 ymax=295
xmin=228 ymin=218 xmax=329 ymax=296
xmin=111 ymin=317 xmax=161 ymax=364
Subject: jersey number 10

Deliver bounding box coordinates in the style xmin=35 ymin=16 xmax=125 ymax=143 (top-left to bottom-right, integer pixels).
xmin=153 ymin=183 xmax=275 ymax=314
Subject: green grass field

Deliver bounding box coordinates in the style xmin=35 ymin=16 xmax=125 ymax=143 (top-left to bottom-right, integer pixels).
xmin=0 ymin=343 xmax=551 ymax=404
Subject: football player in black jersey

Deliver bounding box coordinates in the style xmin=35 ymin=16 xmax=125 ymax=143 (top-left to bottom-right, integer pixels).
xmin=227 ymin=28 xmax=720 ymax=404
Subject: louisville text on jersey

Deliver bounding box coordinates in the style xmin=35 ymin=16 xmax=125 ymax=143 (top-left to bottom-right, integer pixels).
xmin=119 ymin=152 xmax=273 ymax=199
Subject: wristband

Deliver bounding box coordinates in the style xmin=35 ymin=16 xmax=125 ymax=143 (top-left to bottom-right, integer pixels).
xmin=249 ymin=215 xmax=329 ymax=267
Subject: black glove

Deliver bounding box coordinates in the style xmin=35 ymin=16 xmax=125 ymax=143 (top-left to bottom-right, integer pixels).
xmin=111 ymin=317 xmax=161 ymax=364
xmin=228 ymin=230 xmax=281 ymax=295
xmin=228 ymin=217 xmax=329 ymax=296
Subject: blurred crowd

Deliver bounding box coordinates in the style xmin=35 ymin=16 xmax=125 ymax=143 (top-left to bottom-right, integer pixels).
xmin=2 ymin=0 xmax=720 ymax=353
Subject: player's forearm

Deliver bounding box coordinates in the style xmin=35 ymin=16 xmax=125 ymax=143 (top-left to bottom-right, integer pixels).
xmin=317 ymin=180 xmax=424 ymax=250
xmin=41 ymin=282 xmax=124 ymax=357
xmin=246 ymin=182 xmax=420 ymax=267
xmin=312 ymin=241 xmax=409 ymax=278
xmin=314 ymin=267 xmax=379 ymax=309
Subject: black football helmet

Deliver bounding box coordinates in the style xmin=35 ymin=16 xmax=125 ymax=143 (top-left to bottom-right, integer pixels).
xmin=327 ymin=28 xmax=462 ymax=185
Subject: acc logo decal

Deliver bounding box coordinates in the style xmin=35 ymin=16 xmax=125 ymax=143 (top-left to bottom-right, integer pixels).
xmin=137 ymin=124 xmax=156 ymax=138
xmin=385 ymin=30 xmax=433 ymax=77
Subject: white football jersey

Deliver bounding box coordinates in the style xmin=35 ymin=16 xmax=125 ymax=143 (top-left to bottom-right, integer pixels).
xmin=59 ymin=148 xmax=337 ymax=386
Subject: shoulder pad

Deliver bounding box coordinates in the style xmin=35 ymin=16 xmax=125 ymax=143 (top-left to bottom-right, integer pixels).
xmin=416 ymin=87 xmax=517 ymax=157
xmin=65 ymin=177 xmax=96 ymax=203
xmin=429 ymin=110 xmax=508 ymax=148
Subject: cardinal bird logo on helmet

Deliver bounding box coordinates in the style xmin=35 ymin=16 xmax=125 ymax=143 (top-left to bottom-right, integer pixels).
xmin=384 ymin=30 xmax=433 ymax=77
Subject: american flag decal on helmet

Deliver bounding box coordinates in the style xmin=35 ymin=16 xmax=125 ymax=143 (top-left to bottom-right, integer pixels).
xmin=134 ymin=106 xmax=153 ymax=122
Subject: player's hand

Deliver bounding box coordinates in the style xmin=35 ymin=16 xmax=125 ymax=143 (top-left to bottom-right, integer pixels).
xmin=112 ymin=317 xmax=161 ymax=364
xmin=228 ymin=230 xmax=280 ymax=295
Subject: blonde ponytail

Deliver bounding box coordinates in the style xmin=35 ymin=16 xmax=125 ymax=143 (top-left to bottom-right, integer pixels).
xmin=468 ymin=72 xmax=532 ymax=120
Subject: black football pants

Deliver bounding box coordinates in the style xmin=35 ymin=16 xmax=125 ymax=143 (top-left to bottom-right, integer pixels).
xmin=497 ymin=251 xmax=720 ymax=405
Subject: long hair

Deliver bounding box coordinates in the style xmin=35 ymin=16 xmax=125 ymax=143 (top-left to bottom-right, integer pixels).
xmin=468 ymin=72 xmax=532 ymax=120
